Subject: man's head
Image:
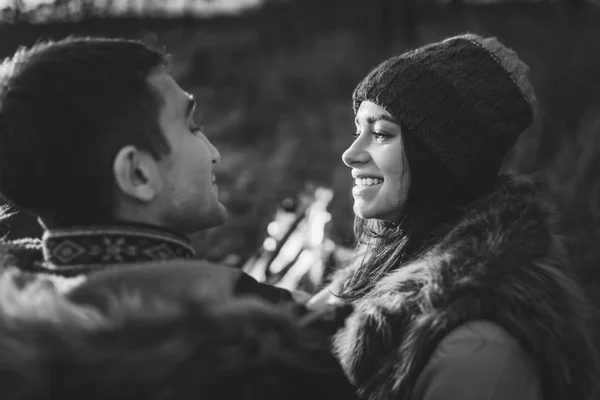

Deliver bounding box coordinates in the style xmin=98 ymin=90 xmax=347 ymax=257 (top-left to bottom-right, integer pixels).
xmin=0 ymin=37 xmax=226 ymax=235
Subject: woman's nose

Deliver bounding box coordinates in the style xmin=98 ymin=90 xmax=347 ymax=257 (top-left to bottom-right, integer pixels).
xmin=342 ymin=135 xmax=369 ymax=167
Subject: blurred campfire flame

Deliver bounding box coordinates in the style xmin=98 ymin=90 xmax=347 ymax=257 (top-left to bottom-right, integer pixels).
xmin=243 ymin=182 xmax=352 ymax=294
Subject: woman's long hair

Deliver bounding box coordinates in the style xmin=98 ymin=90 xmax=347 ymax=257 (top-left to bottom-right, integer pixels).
xmin=340 ymin=131 xmax=499 ymax=301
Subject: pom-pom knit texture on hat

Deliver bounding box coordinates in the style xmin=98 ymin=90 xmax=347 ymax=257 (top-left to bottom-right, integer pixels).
xmin=352 ymin=34 xmax=536 ymax=189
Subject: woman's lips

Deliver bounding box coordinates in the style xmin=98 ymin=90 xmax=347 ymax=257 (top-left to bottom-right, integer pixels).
xmin=352 ymin=178 xmax=383 ymax=196
xmin=354 ymin=177 xmax=384 ymax=187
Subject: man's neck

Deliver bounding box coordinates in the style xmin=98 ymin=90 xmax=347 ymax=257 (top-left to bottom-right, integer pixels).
xmin=44 ymin=218 xmax=189 ymax=239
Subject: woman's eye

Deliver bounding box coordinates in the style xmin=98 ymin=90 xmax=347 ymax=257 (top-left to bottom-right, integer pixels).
xmin=373 ymin=132 xmax=390 ymax=142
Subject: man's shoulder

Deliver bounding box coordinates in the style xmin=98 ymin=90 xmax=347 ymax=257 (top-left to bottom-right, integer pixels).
xmin=0 ymin=238 xmax=46 ymax=289
xmin=68 ymin=259 xmax=295 ymax=311
xmin=0 ymin=238 xmax=44 ymax=272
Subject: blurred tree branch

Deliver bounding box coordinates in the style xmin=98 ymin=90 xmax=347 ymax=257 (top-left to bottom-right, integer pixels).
xmin=1 ymin=0 xmax=26 ymax=23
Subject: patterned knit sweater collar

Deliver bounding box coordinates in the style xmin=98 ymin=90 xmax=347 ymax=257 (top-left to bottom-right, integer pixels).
xmin=43 ymin=223 xmax=195 ymax=265
xmin=1 ymin=223 xmax=196 ymax=278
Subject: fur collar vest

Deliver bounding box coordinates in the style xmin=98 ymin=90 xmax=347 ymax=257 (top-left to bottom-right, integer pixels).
xmin=332 ymin=175 xmax=597 ymax=400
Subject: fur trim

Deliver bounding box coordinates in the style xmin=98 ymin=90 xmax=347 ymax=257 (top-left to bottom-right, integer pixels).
xmin=0 ymin=239 xmax=86 ymax=293
xmin=0 ymin=273 xmax=356 ymax=400
xmin=333 ymin=174 xmax=598 ymax=400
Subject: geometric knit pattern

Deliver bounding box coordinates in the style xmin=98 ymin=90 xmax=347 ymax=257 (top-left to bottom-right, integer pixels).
xmin=352 ymin=34 xmax=535 ymax=191
xmin=42 ymin=225 xmax=196 ymax=268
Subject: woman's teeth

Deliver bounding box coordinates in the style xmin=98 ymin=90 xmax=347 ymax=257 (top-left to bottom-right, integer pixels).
xmin=355 ymin=178 xmax=383 ymax=187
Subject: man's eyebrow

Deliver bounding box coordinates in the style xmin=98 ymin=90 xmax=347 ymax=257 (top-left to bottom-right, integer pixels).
xmin=354 ymin=114 xmax=400 ymax=125
xmin=185 ymin=94 xmax=197 ymax=119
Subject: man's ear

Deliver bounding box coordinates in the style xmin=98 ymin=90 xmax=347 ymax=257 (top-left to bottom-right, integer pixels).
xmin=113 ymin=146 xmax=159 ymax=203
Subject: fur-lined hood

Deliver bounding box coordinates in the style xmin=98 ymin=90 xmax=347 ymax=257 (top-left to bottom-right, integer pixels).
xmin=332 ymin=174 xmax=598 ymax=400
xmin=0 ymin=271 xmax=356 ymax=400
xmin=0 ymin=237 xmax=297 ymax=307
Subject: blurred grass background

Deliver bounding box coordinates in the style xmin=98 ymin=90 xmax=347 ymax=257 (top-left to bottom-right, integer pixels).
xmin=0 ymin=0 xmax=599 ymax=304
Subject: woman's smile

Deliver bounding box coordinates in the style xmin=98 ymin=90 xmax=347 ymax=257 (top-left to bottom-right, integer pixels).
xmin=352 ymin=177 xmax=384 ymax=197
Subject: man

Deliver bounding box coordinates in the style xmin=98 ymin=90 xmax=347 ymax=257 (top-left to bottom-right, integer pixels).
xmin=0 ymin=36 xmax=294 ymax=305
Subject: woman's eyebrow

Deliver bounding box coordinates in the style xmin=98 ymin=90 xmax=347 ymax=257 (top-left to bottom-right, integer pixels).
xmin=354 ymin=114 xmax=400 ymax=125
xmin=367 ymin=114 xmax=399 ymax=124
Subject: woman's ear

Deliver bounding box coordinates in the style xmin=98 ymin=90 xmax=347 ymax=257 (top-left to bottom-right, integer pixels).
xmin=113 ymin=145 xmax=158 ymax=203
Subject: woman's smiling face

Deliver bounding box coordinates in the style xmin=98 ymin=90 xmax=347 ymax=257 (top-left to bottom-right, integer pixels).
xmin=342 ymin=101 xmax=411 ymax=221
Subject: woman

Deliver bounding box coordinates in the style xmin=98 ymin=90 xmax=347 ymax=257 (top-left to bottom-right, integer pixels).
xmin=309 ymin=34 xmax=598 ymax=400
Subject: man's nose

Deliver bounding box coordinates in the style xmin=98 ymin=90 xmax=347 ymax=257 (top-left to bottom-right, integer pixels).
xmin=207 ymin=138 xmax=221 ymax=164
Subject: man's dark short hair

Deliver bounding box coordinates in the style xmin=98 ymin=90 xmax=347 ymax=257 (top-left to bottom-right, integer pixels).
xmin=0 ymin=36 xmax=169 ymax=226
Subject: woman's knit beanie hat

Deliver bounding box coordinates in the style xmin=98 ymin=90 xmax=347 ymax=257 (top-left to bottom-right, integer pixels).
xmin=353 ymin=34 xmax=536 ymax=189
